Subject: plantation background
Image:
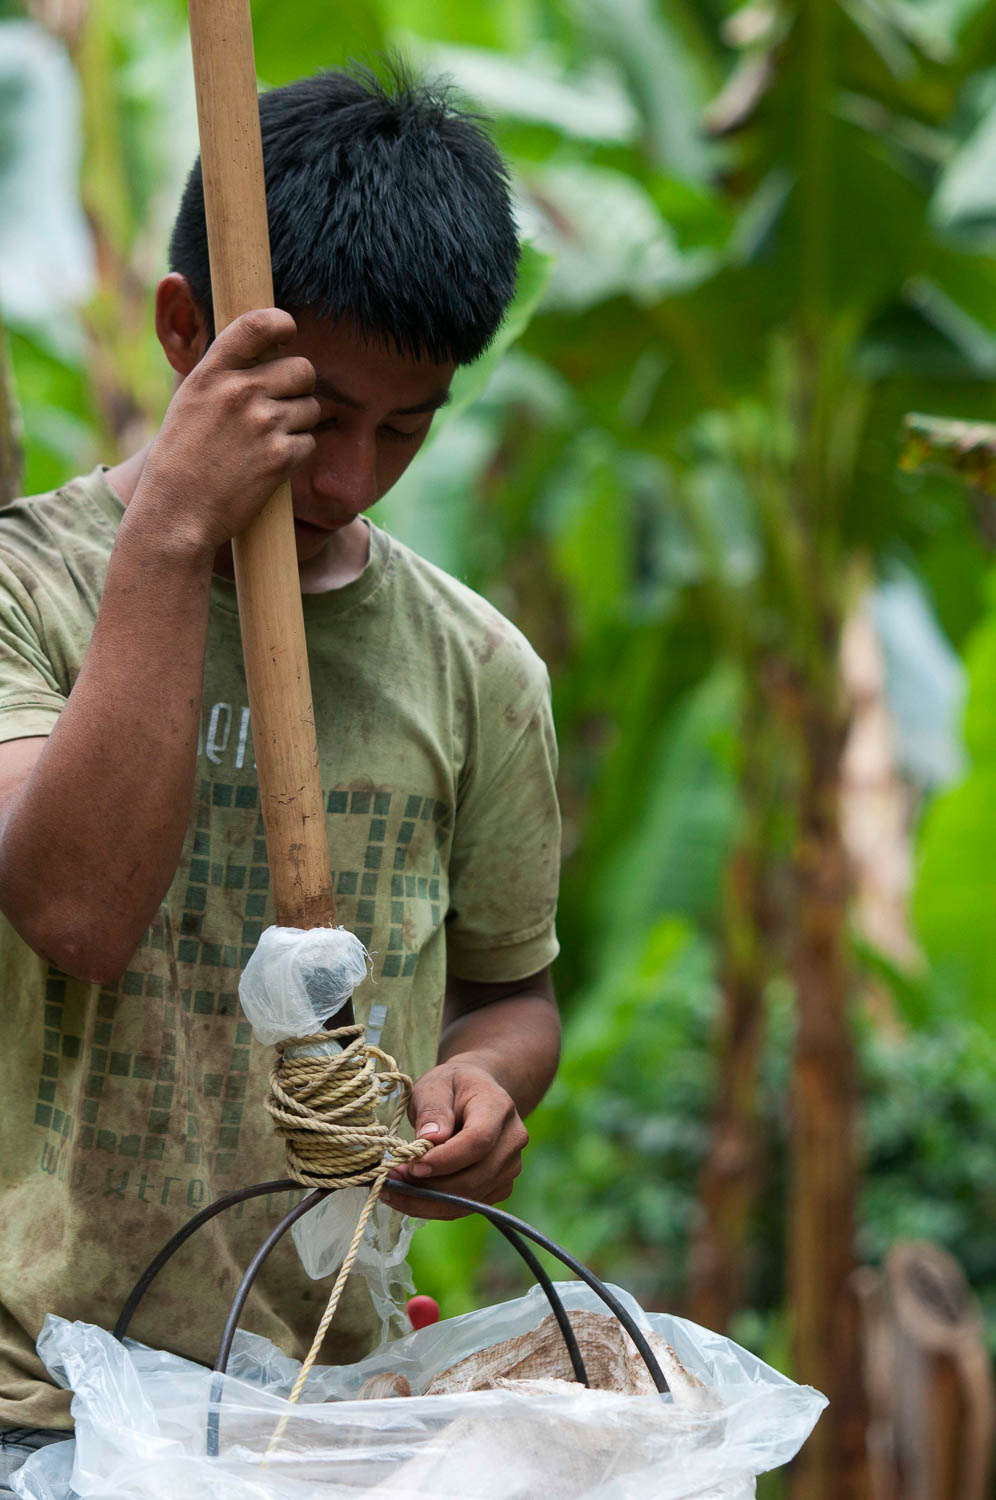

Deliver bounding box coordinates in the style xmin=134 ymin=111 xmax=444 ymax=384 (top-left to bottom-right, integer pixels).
xmin=1 ymin=1 xmax=995 ymax=1494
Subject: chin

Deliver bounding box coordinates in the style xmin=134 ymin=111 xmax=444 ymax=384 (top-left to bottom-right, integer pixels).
xmin=296 ymin=542 xmax=330 ymax=564
xmin=295 ymin=515 xmax=351 ymax=535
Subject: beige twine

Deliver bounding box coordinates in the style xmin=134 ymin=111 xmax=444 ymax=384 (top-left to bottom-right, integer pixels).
xmin=262 ymin=1023 xmax=431 ymax=1455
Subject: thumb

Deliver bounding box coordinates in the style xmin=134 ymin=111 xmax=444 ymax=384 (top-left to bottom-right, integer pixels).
xmin=408 ymin=1069 xmax=458 ymax=1146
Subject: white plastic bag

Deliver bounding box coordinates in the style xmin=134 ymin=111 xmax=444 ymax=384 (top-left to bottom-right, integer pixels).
xmin=290 ymin=1189 xmax=418 ymax=1343
xmin=13 ymin=1282 xmax=826 ymax=1499
xmin=238 ymin=925 xmax=369 ymax=1045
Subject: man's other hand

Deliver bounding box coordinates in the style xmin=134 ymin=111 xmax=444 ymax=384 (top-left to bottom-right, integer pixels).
xmin=382 ymin=1059 xmax=529 ymax=1220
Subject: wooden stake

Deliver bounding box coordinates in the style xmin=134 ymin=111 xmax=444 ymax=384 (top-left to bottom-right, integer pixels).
xmin=188 ymin=0 xmax=335 ymax=932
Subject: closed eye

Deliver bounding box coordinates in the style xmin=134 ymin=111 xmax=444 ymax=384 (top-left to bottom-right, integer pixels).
xmin=312 ymin=416 xmax=427 ymax=441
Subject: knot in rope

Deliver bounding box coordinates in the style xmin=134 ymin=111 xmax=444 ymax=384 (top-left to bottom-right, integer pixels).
xmin=266 ymin=1023 xmax=431 ymax=1188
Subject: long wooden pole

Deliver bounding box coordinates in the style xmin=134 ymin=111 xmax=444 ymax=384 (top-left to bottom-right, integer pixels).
xmin=188 ymin=0 xmax=335 ymax=933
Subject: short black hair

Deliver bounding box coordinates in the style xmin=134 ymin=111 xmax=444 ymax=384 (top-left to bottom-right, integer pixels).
xmin=168 ymin=64 xmax=520 ymax=365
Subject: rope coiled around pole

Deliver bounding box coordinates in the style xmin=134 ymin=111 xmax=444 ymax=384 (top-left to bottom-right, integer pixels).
xmin=263 ymin=1023 xmax=431 ymax=1434
xmin=266 ymin=1023 xmax=431 ymax=1187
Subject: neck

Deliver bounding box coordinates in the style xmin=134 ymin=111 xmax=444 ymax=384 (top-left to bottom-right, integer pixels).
xmin=103 ymin=447 xmax=371 ymax=592
xmin=105 ymin=445 xmax=151 ymax=508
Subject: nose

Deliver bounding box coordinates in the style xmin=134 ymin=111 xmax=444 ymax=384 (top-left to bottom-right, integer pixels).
xmin=309 ymin=431 xmax=379 ymax=516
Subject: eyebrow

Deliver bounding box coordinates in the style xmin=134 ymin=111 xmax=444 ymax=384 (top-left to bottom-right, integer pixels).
xmin=313 ymin=377 xmax=452 ymax=417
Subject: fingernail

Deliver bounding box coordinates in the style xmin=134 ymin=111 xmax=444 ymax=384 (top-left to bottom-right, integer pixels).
xmin=419 ymin=1123 xmax=441 ymax=1136
xmin=410 ymin=1164 xmax=431 ymax=1178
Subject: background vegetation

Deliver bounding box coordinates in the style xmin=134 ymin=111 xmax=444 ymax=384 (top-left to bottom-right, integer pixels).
xmin=2 ymin=1 xmax=995 ymax=1495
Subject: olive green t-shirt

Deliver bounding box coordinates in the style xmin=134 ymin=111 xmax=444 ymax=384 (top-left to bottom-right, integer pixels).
xmin=0 ymin=467 xmax=560 ymax=1429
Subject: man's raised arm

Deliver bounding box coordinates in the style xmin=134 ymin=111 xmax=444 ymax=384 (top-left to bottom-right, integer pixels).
xmin=0 ymin=307 xmax=318 ymax=982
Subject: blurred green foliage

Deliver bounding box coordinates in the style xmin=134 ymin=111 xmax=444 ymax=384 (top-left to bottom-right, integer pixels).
xmin=412 ymin=920 xmax=996 ymax=1370
xmin=917 ymin=567 xmax=996 ymax=1020
xmin=2 ymin=0 xmax=995 ymax=1452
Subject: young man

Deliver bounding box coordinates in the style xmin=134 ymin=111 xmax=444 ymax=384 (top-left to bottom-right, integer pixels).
xmin=0 ymin=67 xmax=561 ymax=1479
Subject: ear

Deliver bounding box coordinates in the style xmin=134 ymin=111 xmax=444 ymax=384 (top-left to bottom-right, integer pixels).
xmin=155 ymin=274 xmax=211 ymax=377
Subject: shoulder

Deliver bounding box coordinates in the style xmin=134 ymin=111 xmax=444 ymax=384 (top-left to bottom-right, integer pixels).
xmin=380 ymin=527 xmax=550 ymax=710
xmin=0 ymin=470 xmax=116 ymax=606
xmin=0 ymin=470 xmax=104 ymax=535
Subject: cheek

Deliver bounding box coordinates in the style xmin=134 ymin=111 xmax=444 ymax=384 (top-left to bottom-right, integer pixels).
xmin=377 ymin=439 xmax=426 ymax=496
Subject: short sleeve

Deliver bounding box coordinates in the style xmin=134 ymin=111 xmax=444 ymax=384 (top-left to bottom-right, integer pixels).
xmin=445 ymin=674 xmax=561 ymax=983
xmin=0 ymin=555 xmax=66 ymax=742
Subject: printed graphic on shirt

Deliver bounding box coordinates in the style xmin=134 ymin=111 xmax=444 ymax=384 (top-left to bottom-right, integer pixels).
xmin=199 ymin=701 xmax=254 ymax=770
xmin=32 ymin=777 xmax=453 ymax=1198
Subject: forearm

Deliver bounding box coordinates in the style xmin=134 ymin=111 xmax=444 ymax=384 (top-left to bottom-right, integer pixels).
xmin=0 ymin=498 xmax=215 ymax=979
xmin=437 ymin=983 xmax=561 ymax=1118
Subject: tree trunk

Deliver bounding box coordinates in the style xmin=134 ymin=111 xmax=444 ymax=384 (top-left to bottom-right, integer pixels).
xmin=787 ymin=685 xmax=870 ymax=1500
xmin=35 ymin=0 xmax=159 ymax=461
xmin=688 ymin=692 xmax=773 ymax=1331
xmin=857 ymin=1242 xmax=994 ymax=1500
xmin=840 ymin=600 xmax=919 ymax=983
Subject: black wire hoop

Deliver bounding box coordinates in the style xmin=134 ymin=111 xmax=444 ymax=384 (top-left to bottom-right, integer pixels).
xmin=116 ymin=1177 xmax=670 ymax=1459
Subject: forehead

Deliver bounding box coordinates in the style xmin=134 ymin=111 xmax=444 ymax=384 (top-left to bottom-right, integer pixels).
xmin=289 ymin=309 xmax=456 ymax=410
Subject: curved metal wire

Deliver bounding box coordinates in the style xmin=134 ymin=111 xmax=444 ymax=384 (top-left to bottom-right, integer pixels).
xmin=115 ymin=1175 xmax=670 ymax=1463
xmin=117 ymin=1179 xmax=586 ymax=1389
xmin=214 ymin=1188 xmax=326 ymax=1372
xmin=207 ymin=1188 xmax=325 ymax=1457
xmin=203 ymin=1184 xmax=592 ymax=1457
xmin=114 ymin=1179 xmax=295 ymax=1342
xmin=211 ymin=1184 xmax=668 ymax=1388
xmin=486 ymin=1221 xmax=589 ymax=1387
xmin=346 ymin=1182 xmax=670 ymax=1395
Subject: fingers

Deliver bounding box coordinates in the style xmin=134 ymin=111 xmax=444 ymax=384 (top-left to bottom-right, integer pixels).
xmin=410 ymin=1090 xmax=527 ymax=1181
xmin=383 ymin=1064 xmax=529 ymax=1220
xmin=209 ymin=307 xmax=299 ymax=369
xmin=233 ymin=353 xmax=318 ymax=443
xmin=408 ymin=1071 xmax=459 ymax=1148
xmin=275 ymin=431 xmax=318 ymax=471
xmin=259 ymin=356 xmax=317 ymax=400
xmin=381 ymin=1153 xmax=523 ymax=1220
xmin=278 ymin=395 xmax=322 ymax=434
xmin=380 ymin=1192 xmax=472 ymax=1221
xmin=387 ymin=1072 xmax=456 ymax=1188
xmin=192 ymin=312 xmax=317 ymax=436
xmin=385 ymin=1096 xmax=528 ymax=1221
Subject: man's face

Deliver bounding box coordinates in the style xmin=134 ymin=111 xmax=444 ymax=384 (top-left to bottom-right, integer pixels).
xmin=283 ymin=311 xmax=456 ymax=561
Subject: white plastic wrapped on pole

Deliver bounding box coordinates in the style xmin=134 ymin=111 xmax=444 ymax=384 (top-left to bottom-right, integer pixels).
xmin=239 ymin=927 xmax=399 ymax=1309
xmin=238 ymin=925 xmax=370 ymax=1045
xmin=13 ymin=1283 xmax=827 ymax=1500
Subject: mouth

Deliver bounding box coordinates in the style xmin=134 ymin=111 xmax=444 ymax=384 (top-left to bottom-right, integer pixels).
xmin=293 ymin=518 xmax=334 ymax=540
